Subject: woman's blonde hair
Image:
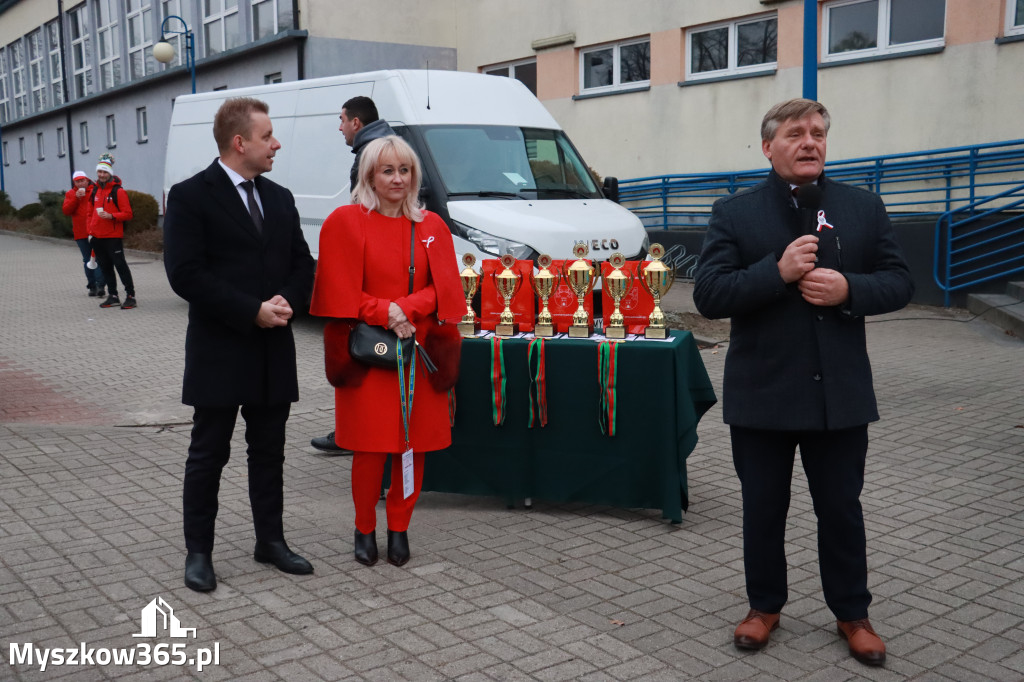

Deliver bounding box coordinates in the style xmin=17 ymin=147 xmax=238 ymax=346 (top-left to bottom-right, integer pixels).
xmin=350 ymin=135 xmax=425 ymax=222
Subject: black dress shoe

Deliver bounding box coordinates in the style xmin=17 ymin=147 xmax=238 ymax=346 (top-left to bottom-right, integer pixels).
xmin=184 ymin=552 xmax=216 ymax=592
xmin=310 ymin=431 xmax=353 ymax=455
xmin=253 ymin=540 xmax=314 ymax=575
xmin=354 ymin=529 xmax=378 ymax=566
xmin=387 ymin=530 xmax=410 ymax=566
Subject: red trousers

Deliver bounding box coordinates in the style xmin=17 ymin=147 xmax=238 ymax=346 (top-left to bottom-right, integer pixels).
xmin=352 ymin=451 xmax=425 ymax=534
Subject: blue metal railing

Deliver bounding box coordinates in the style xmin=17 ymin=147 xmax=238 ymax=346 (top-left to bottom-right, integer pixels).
xmin=933 ymin=182 xmax=1024 ymax=306
xmin=620 ymin=139 xmax=1024 ymax=229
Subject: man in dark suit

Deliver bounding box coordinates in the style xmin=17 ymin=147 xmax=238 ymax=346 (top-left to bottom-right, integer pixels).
xmin=164 ymin=97 xmax=316 ymax=592
xmin=694 ymin=99 xmax=913 ymax=667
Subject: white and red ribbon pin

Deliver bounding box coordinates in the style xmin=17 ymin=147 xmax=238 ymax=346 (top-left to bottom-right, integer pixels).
xmin=422 ymin=236 xmax=435 ymax=248
xmin=816 ymin=210 xmax=834 ymax=232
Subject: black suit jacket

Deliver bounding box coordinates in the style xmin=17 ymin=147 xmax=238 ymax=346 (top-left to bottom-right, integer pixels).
xmin=693 ymin=171 xmax=914 ymax=431
xmin=164 ymin=160 xmax=314 ymax=407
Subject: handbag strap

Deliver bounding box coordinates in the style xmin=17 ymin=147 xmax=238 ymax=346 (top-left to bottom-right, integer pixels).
xmin=408 ymin=220 xmax=415 ymax=295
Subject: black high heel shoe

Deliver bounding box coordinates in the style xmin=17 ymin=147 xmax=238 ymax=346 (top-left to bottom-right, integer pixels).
xmin=354 ymin=529 xmax=378 ymax=566
xmin=387 ymin=530 xmax=410 ymax=566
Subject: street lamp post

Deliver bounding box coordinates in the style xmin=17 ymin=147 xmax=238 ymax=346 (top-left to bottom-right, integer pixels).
xmin=153 ymin=15 xmax=196 ymax=94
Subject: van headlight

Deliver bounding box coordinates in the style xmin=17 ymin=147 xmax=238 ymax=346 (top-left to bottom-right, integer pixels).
xmin=456 ymin=222 xmax=538 ymax=261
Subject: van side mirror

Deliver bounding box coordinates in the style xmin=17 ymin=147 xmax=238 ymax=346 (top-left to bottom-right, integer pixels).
xmin=603 ymin=176 xmax=619 ymax=203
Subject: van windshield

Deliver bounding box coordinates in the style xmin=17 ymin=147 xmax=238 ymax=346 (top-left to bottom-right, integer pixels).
xmin=421 ymin=126 xmax=602 ymax=199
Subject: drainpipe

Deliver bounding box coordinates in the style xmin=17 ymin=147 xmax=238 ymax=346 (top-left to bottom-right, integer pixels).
xmin=57 ymin=0 xmax=75 ymax=179
xmin=803 ymin=0 xmax=818 ymax=101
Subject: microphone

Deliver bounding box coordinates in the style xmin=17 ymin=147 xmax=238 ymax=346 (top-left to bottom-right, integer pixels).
xmin=796 ymin=183 xmax=822 ymax=235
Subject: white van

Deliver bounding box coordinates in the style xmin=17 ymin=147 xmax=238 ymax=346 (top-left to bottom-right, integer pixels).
xmin=163 ymin=69 xmax=648 ymax=271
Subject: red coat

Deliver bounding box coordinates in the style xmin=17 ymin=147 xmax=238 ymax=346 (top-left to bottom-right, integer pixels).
xmin=62 ymin=182 xmax=96 ymax=240
xmin=86 ymin=178 xmax=133 ymax=238
xmin=310 ymin=206 xmax=464 ymax=453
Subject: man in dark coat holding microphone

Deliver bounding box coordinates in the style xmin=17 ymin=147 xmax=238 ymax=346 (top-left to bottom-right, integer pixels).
xmin=694 ymin=99 xmax=913 ymax=666
xmin=164 ymin=97 xmax=315 ymax=592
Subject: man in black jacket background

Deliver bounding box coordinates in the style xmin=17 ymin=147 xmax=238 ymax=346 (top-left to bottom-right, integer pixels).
xmin=164 ymin=97 xmax=315 ymax=592
xmin=694 ymin=99 xmax=913 ymax=667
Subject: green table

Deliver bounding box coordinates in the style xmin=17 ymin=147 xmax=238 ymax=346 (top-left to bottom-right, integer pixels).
xmin=422 ymin=330 xmax=717 ymax=523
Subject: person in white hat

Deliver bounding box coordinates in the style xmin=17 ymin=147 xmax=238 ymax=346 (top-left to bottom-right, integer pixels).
xmin=88 ymin=155 xmax=138 ymax=309
xmin=62 ymin=170 xmax=107 ymax=297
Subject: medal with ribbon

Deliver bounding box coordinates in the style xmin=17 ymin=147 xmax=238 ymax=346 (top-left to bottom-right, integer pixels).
xmin=598 ymin=341 xmax=620 ymax=437
xmin=490 ymin=336 xmax=507 ymax=426
xmin=528 ymin=338 xmax=548 ymax=428
xmin=396 ymin=339 xmax=417 ymax=449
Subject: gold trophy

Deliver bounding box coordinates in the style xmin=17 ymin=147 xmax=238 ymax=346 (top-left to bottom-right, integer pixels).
xmin=602 ymin=252 xmax=634 ymax=340
xmin=457 ymin=253 xmax=481 ymax=337
xmin=531 ymin=254 xmax=559 ymax=338
xmin=493 ymin=253 xmax=523 ymax=337
xmin=639 ymin=243 xmax=675 ymax=339
xmin=562 ymin=242 xmax=596 ymax=338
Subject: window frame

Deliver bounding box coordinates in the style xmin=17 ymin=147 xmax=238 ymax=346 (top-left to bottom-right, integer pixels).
xmin=57 ymin=126 xmax=67 ymax=157
xmin=106 ymin=113 xmax=117 ymax=148
xmin=2 ymin=140 xmax=8 ymax=166
xmin=483 ymin=57 xmax=538 ymax=96
xmin=822 ymin=0 xmax=947 ymax=63
xmin=95 ymin=0 xmax=122 ymax=90
xmin=578 ymin=36 xmax=651 ymax=95
xmin=19 ymin=136 xmax=27 ymax=164
xmin=203 ymin=0 xmax=241 ymax=57
xmin=127 ymin=0 xmax=156 ymax=80
xmin=1007 ymin=0 xmax=1024 ymax=36
xmin=264 ymin=71 xmax=282 ymax=84
xmin=0 ymin=47 xmax=10 ymax=124
xmin=80 ymin=120 xmax=90 ymax=153
xmin=69 ymin=4 xmax=94 ymax=99
xmin=136 ymin=106 xmax=148 ymax=142
xmin=9 ymin=39 xmax=28 ymax=119
xmin=36 ymin=132 xmax=45 ymax=160
xmin=160 ymin=1 xmax=187 ymax=67
xmin=686 ymin=13 xmax=778 ymax=81
xmin=46 ymin=21 xmax=65 ymax=106
xmin=28 ymin=29 xmax=48 ymax=113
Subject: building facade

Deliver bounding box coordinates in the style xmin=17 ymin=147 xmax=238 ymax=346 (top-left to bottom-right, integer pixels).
xmin=1 ymin=0 xmax=1022 ymax=207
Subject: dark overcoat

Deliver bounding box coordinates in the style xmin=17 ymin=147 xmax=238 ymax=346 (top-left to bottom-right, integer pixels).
xmin=163 ymin=160 xmax=314 ymax=407
xmin=693 ymin=171 xmax=914 ymax=431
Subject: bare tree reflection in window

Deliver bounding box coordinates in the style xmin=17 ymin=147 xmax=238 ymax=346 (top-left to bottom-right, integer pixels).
xmin=692 ymin=27 xmax=728 ymax=73
xmin=620 ymin=41 xmax=650 ymax=83
xmin=738 ymin=18 xmax=777 ymax=67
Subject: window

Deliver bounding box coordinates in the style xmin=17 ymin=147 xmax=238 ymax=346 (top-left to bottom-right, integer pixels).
xmin=580 ymin=38 xmax=650 ymax=93
xmin=264 ymin=71 xmax=282 ymax=84
xmin=2 ymin=140 xmax=7 ymax=166
xmin=688 ymin=14 xmax=777 ymax=79
xmin=136 ymin=106 xmax=148 ymax=142
xmin=824 ymin=0 xmax=946 ymax=61
xmin=0 ymin=47 xmax=9 ymax=124
xmin=69 ymin=4 xmax=94 ymax=98
xmin=106 ymin=114 xmax=117 ymax=147
xmin=160 ymin=0 xmax=190 ymax=67
xmin=28 ymin=30 xmax=48 ymax=112
xmin=36 ymin=132 xmax=45 ymax=160
xmin=127 ymin=0 xmax=157 ymax=80
xmin=80 ymin=120 xmax=90 ymax=152
xmin=95 ymin=0 xmax=122 ymax=89
xmin=9 ymin=40 xmax=28 ymax=119
xmin=252 ymin=0 xmax=293 ymax=40
xmin=47 ymin=22 xmax=65 ymax=105
xmin=203 ymin=0 xmax=241 ymax=57
xmin=19 ymin=137 xmax=26 ymax=164
xmin=57 ymin=126 xmax=67 ymax=156
xmin=1008 ymin=0 xmax=1024 ymax=36
xmin=484 ymin=59 xmax=537 ymax=96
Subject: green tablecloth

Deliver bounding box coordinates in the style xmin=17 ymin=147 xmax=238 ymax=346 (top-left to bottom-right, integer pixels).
xmin=422 ymin=330 xmax=717 ymax=523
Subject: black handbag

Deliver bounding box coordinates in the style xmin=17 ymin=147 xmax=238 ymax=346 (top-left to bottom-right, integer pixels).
xmin=348 ymin=220 xmax=436 ymax=373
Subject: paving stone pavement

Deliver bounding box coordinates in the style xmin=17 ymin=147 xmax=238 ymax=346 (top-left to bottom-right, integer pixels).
xmin=1 ymin=232 xmax=1022 ymax=681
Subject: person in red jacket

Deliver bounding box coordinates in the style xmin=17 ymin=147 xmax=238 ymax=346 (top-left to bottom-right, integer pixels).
xmin=88 ymin=157 xmax=137 ymax=309
xmin=62 ymin=170 xmax=107 ymax=297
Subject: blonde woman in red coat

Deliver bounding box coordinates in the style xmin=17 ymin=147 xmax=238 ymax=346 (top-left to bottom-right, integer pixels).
xmin=62 ymin=171 xmax=106 ymax=297
xmin=310 ymin=136 xmax=464 ymax=567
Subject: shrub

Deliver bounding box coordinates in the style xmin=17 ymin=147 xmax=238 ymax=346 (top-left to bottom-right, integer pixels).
xmin=0 ymin=190 xmax=14 ymax=217
xmin=16 ymin=202 xmax=44 ymax=220
xmin=124 ymin=190 xmax=159 ymax=236
xmin=38 ymin=191 xmax=73 ymax=239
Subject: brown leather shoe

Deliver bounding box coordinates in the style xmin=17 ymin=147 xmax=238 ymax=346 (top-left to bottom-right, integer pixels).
xmin=734 ymin=609 xmax=780 ymax=650
xmin=837 ymin=618 xmax=886 ymax=666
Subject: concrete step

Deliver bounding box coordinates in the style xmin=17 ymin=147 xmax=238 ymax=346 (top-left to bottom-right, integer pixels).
xmin=966 ymin=292 xmax=1024 ymax=339
xmin=1006 ymin=281 xmax=1024 ymax=301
